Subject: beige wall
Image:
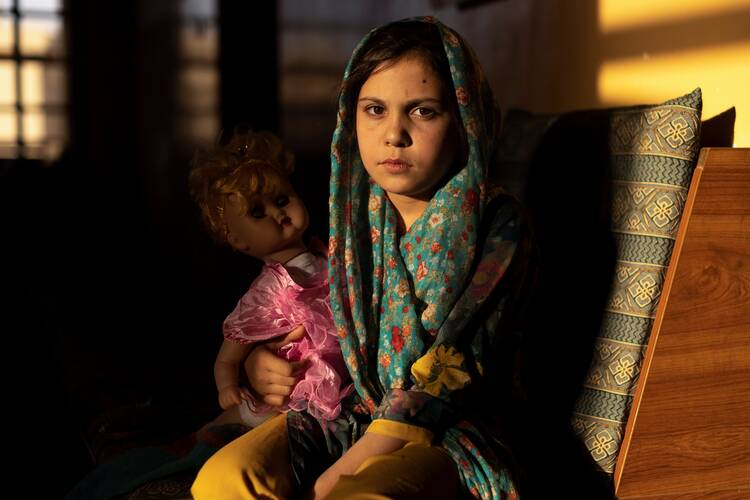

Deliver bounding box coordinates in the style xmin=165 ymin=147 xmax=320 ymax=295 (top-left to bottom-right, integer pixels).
xmin=280 ymin=0 xmax=750 ymax=153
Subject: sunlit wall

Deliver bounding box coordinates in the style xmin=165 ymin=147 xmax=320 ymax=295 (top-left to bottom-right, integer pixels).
xmin=280 ymin=0 xmax=750 ymax=153
xmin=597 ymin=0 xmax=750 ymax=146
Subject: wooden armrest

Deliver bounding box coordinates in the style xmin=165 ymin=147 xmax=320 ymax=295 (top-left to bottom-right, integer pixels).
xmin=615 ymin=148 xmax=750 ymax=498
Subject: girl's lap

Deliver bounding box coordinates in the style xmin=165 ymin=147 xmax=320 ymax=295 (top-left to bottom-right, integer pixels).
xmin=327 ymin=441 xmax=461 ymax=500
xmin=193 ymin=413 xmax=461 ymax=499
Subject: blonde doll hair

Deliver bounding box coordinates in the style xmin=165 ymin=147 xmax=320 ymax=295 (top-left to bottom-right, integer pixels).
xmin=189 ymin=130 xmax=295 ymax=245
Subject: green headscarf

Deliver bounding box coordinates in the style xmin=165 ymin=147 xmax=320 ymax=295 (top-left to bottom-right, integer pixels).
xmin=327 ymin=17 xmax=524 ymax=499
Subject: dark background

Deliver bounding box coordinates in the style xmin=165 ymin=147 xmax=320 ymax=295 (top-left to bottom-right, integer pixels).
xmin=1 ymin=2 xmax=327 ymax=496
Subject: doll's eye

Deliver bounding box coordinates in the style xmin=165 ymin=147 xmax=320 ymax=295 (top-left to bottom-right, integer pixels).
xmin=275 ymin=195 xmax=290 ymax=207
xmin=249 ymin=205 xmax=265 ymax=218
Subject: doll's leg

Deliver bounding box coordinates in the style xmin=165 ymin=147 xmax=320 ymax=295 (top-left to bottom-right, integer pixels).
xmin=200 ymin=405 xmax=244 ymax=429
xmin=191 ymin=413 xmax=294 ymax=500
xmin=200 ymin=403 xmax=279 ymax=432
xmin=325 ymin=441 xmax=461 ymax=500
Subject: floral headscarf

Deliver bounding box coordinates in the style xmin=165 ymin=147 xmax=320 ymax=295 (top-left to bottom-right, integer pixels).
xmin=326 ymin=17 xmax=524 ymax=499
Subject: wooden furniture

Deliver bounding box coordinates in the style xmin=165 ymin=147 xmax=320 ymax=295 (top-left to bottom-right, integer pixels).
xmin=615 ymin=148 xmax=750 ymax=499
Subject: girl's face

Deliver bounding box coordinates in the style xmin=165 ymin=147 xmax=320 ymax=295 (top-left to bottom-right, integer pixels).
xmin=355 ymin=53 xmax=459 ymax=203
xmin=223 ymin=184 xmax=309 ymax=262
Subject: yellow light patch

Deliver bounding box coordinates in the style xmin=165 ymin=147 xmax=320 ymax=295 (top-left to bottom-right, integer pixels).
xmin=597 ymin=40 xmax=750 ymax=146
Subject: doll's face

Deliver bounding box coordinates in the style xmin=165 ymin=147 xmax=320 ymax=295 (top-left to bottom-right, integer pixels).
xmin=355 ymin=53 xmax=459 ymax=203
xmin=223 ymin=184 xmax=309 ymax=262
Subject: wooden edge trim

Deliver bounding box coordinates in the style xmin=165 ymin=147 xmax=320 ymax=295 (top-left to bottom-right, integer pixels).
xmin=699 ymin=147 xmax=750 ymax=166
xmin=613 ymin=147 xmax=710 ymax=493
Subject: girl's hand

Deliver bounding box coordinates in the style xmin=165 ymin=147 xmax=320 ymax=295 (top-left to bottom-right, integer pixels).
xmin=243 ymin=325 xmax=308 ymax=407
xmin=311 ymin=432 xmax=407 ymax=499
xmin=218 ymin=385 xmax=251 ymax=410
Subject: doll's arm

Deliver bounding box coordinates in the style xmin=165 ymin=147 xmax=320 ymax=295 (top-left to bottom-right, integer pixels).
xmin=215 ymin=340 xmax=254 ymax=410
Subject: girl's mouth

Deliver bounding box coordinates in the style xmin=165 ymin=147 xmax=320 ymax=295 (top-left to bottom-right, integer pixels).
xmin=380 ymin=159 xmax=411 ymax=173
xmin=279 ymin=216 xmax=292 ymax=226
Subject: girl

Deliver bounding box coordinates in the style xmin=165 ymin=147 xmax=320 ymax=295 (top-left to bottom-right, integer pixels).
xmin=190 ymin=130 xmax=353 ymax=427
xmin=193 ymin=17 xmax=530 ymax=500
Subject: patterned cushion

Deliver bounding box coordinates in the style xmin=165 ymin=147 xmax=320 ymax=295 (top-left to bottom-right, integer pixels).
xmin=495 ymin=88 xmax=703 ymax=474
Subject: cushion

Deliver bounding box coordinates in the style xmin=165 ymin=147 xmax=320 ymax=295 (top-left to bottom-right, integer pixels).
xmin=495 ymin=88 xmax=703 ymax=474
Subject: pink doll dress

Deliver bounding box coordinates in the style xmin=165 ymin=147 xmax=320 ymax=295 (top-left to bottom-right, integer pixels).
xmin=223 ymin=252 xmax=353 ymax=422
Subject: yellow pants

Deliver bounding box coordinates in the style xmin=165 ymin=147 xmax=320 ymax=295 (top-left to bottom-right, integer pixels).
xmin=191 ymin=414 xmax=461 ymax=500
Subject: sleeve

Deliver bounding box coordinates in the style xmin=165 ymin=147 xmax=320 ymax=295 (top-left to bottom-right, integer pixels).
xmin=367 ymin=200 xmax=526 ymax=440
xmin=366 ymin=419 xmax=434 ymax=445
xmin=223 ymin=265 xmax=296 ymax=344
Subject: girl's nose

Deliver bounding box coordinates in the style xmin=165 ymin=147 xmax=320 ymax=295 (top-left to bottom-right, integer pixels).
xmin=385 ymin=115 xmax=412 ymax=148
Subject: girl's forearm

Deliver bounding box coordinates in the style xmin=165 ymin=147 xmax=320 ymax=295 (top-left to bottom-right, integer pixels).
xmin=345 ymin=431 xmax=407 ymax=466
xmin=313 ymin=432 xmax=407 ymax=498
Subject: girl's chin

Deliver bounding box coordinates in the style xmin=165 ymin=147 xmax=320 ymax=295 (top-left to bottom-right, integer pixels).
xmin=383 ymin=187 xmax=435 ymax=203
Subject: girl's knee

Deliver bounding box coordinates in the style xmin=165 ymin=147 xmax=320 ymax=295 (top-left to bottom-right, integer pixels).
xmin=327 ymin=444 xmax=460 ymax=500
xmin=191 ymin=446 xmax=246 ymax=499
xmin=193 ymin=415 xmax=293 ymax=499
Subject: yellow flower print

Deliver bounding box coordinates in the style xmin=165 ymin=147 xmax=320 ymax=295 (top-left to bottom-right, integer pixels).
xmin=396 ymin=279 xmax=410 ymax=298
xmin=428 ymin=212 xmax=444 ymax=228
xmin=368 ymin=193 xmax=381 ymax=212
xmin=379 ymin=352 xmax=391 ymax=369
xmin=421 ymin=303 xmax=437 ymax=325
xmin=328 ymin=237 xmax=338 ymax=257
xmin=416 ymin=260 xmax=428 ymax=280
xmin=411 ymin=345 xmax=471 ymax=397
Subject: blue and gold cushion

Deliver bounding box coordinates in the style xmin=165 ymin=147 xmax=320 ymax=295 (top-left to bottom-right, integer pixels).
xmin=574 ymin=89 xmax=701 ymax=473
xmin=495 ymin=88 xmax=702 ymax=474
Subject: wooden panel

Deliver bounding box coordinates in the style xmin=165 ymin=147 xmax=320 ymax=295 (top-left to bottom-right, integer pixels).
xmin=621 ymin=487 xmax=750 ymax=500
xmin=615 ymin=148 xmax=750 ymax=498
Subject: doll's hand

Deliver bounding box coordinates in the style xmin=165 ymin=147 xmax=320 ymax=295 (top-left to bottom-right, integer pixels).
xmin=218 ymin=385 xmax=251 ymax=410
xmin=244 ymin=325 xmax=308 ymax=407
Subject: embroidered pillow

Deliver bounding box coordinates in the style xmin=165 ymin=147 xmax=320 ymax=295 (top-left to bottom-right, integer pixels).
xmin=495 ymin=88 xmax=703 ymax=474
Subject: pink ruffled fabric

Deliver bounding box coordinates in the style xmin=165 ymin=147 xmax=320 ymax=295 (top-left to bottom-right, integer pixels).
xmin=223 ymin=256 xmax=353 ymax=421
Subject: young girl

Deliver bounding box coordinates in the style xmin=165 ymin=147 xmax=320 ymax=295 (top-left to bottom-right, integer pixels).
xmin=193 ymin=17 xmax=530 ymax=500
xmin=189 ymin=130 xmax=353 ymax=427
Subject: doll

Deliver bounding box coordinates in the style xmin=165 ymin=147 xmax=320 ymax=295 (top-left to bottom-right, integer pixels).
xmin=189 ymin=130 xmax=353 ymax=427
xmin=64 ymin=131 xmax=354 ymax=500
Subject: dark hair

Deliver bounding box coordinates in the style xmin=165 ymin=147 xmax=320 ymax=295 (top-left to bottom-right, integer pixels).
xmin=340 ymin=21 xmax=467 ymax=157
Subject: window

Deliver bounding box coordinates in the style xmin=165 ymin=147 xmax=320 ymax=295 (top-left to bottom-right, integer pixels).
xmin=177 ymin=0 xmax=219 ymax=148
xmin=0 ymin=0 xmax=66 ymax=160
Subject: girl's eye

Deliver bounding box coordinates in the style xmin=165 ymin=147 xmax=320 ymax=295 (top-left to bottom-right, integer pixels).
xmin=365 ymin=104 xmax=385 ymax=116
xmin=412 ymin=107 xmax=436 ymax=118
xmin=276 ymin=195 xmax=290 ymax=207
xmin=249 ymin=206 xmax=265 ymax=218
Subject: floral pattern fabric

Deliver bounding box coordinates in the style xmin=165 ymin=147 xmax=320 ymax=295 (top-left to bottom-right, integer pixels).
xmin=288 ymin=17 xmax=528 ymax=500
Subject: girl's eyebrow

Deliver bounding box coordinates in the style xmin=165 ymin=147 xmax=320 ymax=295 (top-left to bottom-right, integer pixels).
xmin=358 ymin=97 xmax=444 ymax=107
